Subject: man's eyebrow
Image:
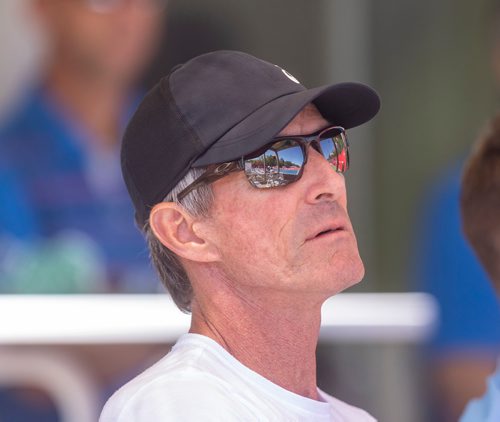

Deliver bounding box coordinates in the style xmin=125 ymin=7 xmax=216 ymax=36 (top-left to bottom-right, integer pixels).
xmin=281 ymin=124 xmax=333 ymax=138
xmin=308 ymin=125 xmax=332 ymax=136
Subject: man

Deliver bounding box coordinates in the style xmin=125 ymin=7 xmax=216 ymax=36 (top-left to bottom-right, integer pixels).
xmin=0 ymin=0 xmax=166 ymax=292
xmin=0 ymin=1 xmax=166 ymax=419
xmin=101 ymin=50 xmax=380 ymax=421
xmin=459 ymin=113 xmax=500 ymax=421
xmin=414 ymin=3 xmax=500 ymax=419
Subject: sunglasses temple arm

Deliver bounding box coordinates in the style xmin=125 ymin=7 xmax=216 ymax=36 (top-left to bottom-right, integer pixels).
xmin=176 ymin=162 xmax=241 ymax=202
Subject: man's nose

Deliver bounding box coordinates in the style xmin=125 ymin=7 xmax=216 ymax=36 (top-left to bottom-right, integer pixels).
xmin=301 ymin=146 xmax=347 ymax=204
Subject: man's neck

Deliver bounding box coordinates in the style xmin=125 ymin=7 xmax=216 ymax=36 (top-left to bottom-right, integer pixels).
xmin=189 ymin=284 xmax=324 ymax=401
xmin=43 ymin=60 xmax=130 ymax=148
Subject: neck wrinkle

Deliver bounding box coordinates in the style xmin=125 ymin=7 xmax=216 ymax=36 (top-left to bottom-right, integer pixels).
xmin=189 ymin=283 xmax=323 ymax=401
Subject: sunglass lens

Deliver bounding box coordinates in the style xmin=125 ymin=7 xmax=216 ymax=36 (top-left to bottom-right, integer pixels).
xmin=319 ymin=131 xmax=349 ymax=173
xmin=244 ymin=140 xmax=304 ymax=188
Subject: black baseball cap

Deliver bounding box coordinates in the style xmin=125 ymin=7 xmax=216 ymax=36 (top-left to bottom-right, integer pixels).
xmin=122 ymin=50 xmax=380 ymax=227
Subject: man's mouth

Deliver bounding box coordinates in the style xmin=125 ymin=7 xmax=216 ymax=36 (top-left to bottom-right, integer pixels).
xmin=307 ymin=223 xmax=347 ymax=241
xmin=315 ymin=228 xmax=340 ymax=237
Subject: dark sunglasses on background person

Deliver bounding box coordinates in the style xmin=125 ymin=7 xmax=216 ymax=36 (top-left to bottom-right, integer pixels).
xmin=177 ymin=126 xmax=349 ymax=202
xmin=84 ymin=0 xmax=167 ymax=13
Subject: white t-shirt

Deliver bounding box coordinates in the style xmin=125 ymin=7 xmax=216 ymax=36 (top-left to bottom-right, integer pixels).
xmin=100 ymin=333 xmax=376 ymax=421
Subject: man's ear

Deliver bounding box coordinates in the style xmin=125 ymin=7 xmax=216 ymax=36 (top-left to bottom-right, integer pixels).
xmin=149 ymin=202 xmax=220 ymax=263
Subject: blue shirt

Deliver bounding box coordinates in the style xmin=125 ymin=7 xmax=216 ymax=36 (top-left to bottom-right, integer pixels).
xmin=414 ymin=162 xmax=500 ymax=355
xmin=0 ymin=86 xmax=157 ymax=292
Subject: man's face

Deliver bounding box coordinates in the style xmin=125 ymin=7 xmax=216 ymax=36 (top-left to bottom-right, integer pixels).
xmin=37 ymin=0 xmax=164 ymax=85
xmin=204 ymin=104 xmax=365 ymax=298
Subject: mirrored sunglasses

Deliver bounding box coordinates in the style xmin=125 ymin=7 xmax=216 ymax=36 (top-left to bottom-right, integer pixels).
xmin=177 ymin=126 xmax=349 ymax=202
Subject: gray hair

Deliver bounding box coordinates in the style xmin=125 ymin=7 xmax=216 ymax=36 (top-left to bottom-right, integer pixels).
xmin=143 ymin=168 xmax=214 ymax=313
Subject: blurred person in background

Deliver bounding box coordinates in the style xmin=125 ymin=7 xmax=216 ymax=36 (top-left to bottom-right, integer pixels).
xmin=0 ymin=0 xmax=165 ymax=293
xmin=459 ymin=112 xmax=500 ymax=421
xmin=414 ymin=152 xmax=500 ymax=421
xmin=413 ymin=3 xmax=500 ymax=421
xmin=0 ymin=0 xmax=166 ymax=420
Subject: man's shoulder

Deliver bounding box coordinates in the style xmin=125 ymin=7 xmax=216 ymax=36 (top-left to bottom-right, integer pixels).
xmin=0 ymin=87 xmax=46 ymax=133
xmin=319 ymin=390 xmax=377 ymax=422
xmin=100 ymin=364 xmax=243 ymax=421
xmin=100 ymin=336 xmax=244 ymax=421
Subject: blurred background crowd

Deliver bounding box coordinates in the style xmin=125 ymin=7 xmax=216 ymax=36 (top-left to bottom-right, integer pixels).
xmin=0 ymin=0 xmax=499 ymax=421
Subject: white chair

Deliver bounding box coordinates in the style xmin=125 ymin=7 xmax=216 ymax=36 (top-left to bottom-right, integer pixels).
xmin=0 ymin=348 xmax=100 ymax=422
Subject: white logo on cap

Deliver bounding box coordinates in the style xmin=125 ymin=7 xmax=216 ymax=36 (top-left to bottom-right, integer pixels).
xmin=275 ymin=65 xmax=300 ymax=84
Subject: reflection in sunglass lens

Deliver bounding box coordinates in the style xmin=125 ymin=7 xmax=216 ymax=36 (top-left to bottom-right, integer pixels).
xmin=319 ymin=132 xmax=348 ymax=173
xmin=244 ymin=140 xmax=304 ymax=188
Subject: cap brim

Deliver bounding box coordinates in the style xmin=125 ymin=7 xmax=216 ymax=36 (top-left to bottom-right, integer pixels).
xmin=193 ymin=82 xmax=380 ymax=166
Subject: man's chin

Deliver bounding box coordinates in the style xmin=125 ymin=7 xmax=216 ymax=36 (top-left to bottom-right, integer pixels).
xmin=326 ymin=256 xmax=365 ymax=295
xmin=352 ymin=258 xmax=366 ymax=283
